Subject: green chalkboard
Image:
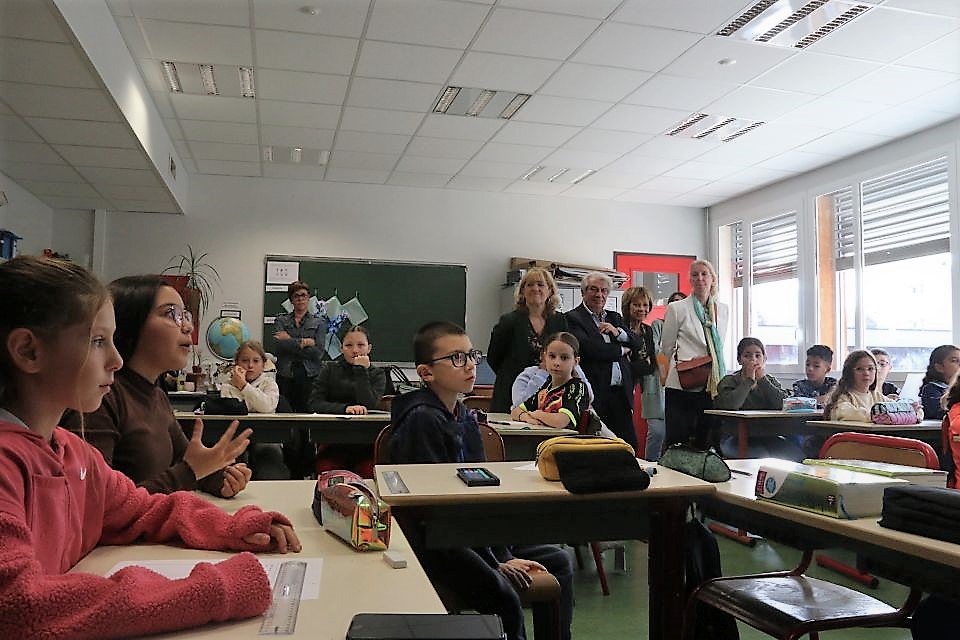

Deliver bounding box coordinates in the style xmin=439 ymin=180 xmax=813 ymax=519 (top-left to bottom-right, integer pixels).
xmin=263 ymin=256 xmax=466 ymax=363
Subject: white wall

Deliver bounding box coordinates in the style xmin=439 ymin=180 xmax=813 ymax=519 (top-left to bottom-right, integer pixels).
xmin=0 ymin=171 xmax=53 ymax=256
xmin=100 ymin=175 xmax=706 ymax=351
xmin=52 ymin=209 xmax=95 ymax=268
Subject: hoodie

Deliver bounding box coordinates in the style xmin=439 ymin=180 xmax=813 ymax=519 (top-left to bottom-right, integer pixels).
xmin=389 ymin=387 xmax=484 ymax=464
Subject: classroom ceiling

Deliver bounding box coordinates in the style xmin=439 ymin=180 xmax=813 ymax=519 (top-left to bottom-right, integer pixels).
xmin=1 ymin=0 xmax=959 ymax=213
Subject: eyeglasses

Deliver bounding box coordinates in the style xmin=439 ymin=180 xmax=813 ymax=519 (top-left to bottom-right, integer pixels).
xmin=162 ymin=305 xmax=193 ymax=327
xmin=291 ymin=292 xmax=310 ymax=300
xmin=586 ymin=285 xmax=609 ymax=295
xmin=428 ymin=349 xmax=484 ymax=368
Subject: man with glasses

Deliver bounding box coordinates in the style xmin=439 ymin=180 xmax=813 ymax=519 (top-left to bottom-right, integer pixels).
xmin=566 ymin=273 xmax=640 ymax=450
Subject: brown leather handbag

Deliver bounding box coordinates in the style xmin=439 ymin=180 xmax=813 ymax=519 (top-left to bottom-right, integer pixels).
xmin=675 ymin=355 xmax=712 ymax=390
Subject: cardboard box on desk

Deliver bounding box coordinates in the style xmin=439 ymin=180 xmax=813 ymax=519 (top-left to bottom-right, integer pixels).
xmin=756 ymin=459 xmax=907 ymax=519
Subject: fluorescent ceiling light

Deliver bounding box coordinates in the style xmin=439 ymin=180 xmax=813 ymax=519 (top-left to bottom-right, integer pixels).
xmin=500 ymin=94 xmax=531 ymax=119
xmin=434 ymin=86 xmax=461 ymax=114
xmin=161 ymin=61 xmax=182 ymax=93
xmin=668 ymin=112 xmax=764 ymax=143
xmin=239 ymin=66 xmax=255 ymax=98
xmin=290 ymin=147 xmax=302 ymax=163
xmin=263 ymin=146 xmax=273 ymax=162
xmin=520 ymin=166 xmax=544 ymax=181
xmin=466 ymin=90 xmax=496 ymax=117
xmin=263 ymin=145 xmax=328 ymax=165
xmin=198 ymin=64 xmax=218 ymax=95
xmin=717 ymin=0 xmax=878 ymax=49
xmin=571 ymin=170 xmax=596 ymax=185
xmin=547 ymin=169 xmax=568 ymax=183
xmin=433 ymin=86 xmax=531 ymax=119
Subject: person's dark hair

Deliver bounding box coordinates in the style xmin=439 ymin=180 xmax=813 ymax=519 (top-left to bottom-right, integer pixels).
xmin=806 ymin=344 xmax=834 ymax=363
xmin=344 ymin=325 xmax=371 ymax=340
xmin=667 ymin=291 xmax=687 ymax=304
xmin=942 ymin=374 xmax=960 ymax=411
xmin=922 ymin=344 xmax=960 ymax=385
xmin=543 ymin=331 xmax=580 ymax=357
xmin=869 ymin=347 xmax=889 ymax=358
xmin=414 ymin=321 xmax=466 ymax=365
xmin=110 ymin=275 xmax=169 ymax=365
xmin=236 ymin=340 xmax=267 ymax=362
xmin=823 ymin=350 xmax=877 ymax=419
xmin=287 ymin=280 xmax=310 ymax=300
xmin=0 ymin=256 xmax=109 ymax=405
xmin=736 ymin=337 xmax=765 ymax=360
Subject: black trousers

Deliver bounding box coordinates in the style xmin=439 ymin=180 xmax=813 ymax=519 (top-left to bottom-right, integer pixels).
xmin=664 ymin=387 xmax=716 ymax=450
xmin=277 ymin=362 xmax=313 ymax=412
xmin=594 ymin=385 xmax=638 ymax=451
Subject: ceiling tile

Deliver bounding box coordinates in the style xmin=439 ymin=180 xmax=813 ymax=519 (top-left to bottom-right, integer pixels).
xmin=513 ymin=95 xmax=612 ymax=127
xmin=540 ymin=63 xmax=652 ymax=102
xmin=0 ymin=0 xmax=71 ymax=42
xmin=560 ymin=185 xmax=627 ymax=199
xmin=395 ymin=155 xmax=468 ymax=174
xmin=755 ymin=150 xmax=834 ymax=173
xmin=339 ymin=107 xmax=424 ymax=135
xmin=323 ymin=167 xmax=389 ymax=183
xmin=140 ymin=20 xmax=253 ymax=65
xmin=492 ymin=121 xmax=579 ymax=146
xmin=541 ymin=148 xmax=620 ymax=169
xmin=260 ymin=125 xmax=334 ymax=148
xmin=387 ymin=171 xmax=453 ymax=188
xmin=129 ymin=0 xmax=250 ymax=26
xmin=179 ymin=119 xmax=259 ymax=143
xmin=356 ymin=42 xmax=461 ymax=83
xmin=573 ymin=23 xmax=702 ymax=72
xmin=612 ymin=0 xmax=747 ymax=35
xmin=897 ymin=31 xmax=960 ymax=73
xmin=829 ymin=65 xmax=959 ymax=106
xmin=776 ymin=96 xmax=889 ymax=129
xmin=258 ymin=101 xmax=341 ymax=129
xmin=190 ymin=141 xmax=260 ymax=161
xmin=347 ymin=78 xmax=442 ymax=112
xmin=562 ymin=129 xmax=650 ymax=154
xmin=459 ymin=159 xmax=531 ymax=179
xmin=722 ymin=166 xmax=794 ymax=187
xmin=0 ymin=162 xmax=84 ymax=182
xmin=96 ymin=184 xmax=172 ymax=202
xmin=262 ymin=164 xmax=326 ymax=180
xmin=664 ymin=160 xmax=741 ymax=181
xmin=0 ymin=38 xmax=99 ymax=88
xmin=170 ymin=94 xmax=256 ymax=122
xmin=0 ymin=83 xmax=119 ymax=121
xmin=623 ymin=74 xmax=735 ymax=110
xmin=252 ymin=0 xmax=369 ymax=37
xmin=472 ymin=8 xmax=599 ymax=60
xmin=446 ymin=175 xmax=511 ymax=191
xmin=900 ymin=80 xmax=960 ymax=115
xmin=152 ymin=91 xmax=176 ymax=118
xmin=40 ymin=195 xmax=113 ymax=209
xmin=593 ymin=104 xmax=688 ymax=135
xmin=255 ymin=30 xmax=358 ymax=75
xmin=194 ymin=159 xmax=262 ymax=175
xmin=505 ymin=180 xmax=569 ymax=196
xmin=256 ymin=70 xmax=349 ymax=105
xmin=0 ymin=141 xmax=64 ymax=164
xmin=54 ymin=145 xmax=153 ymax=169
xmin=418 ymin=114 xmax=505 ymax=141
xmin=705 ymin=86 xmax=815 ymax=121
xmin=794 ymin=130 xmax=891 ymax=157
xmin=405 ymin=136 xmax=484 ymax=159
xmin=883 ymin=0 xmax=960 ymax=18
xmin=842 ymin=106 xmax=956 ymax=137
xmin=604 ymin=152 xmax=683 ymax=175
xmin=573 ymin=171 xmax=644 ymax=189
xmin=667 ymin=193 xmax=714 ymax=207
xmin=690 ymin=139 xmax=775 ymax=166
xmin=499 ymin=0 xmax=620 ymax=19
xmin=614 ymin=189 xmax=680 ymax=203
xmin=809 ymin=7 xmax=959 ymax=63
xmin=750 ymin=52 xmax=881 ymax=95
xmin=15 ymin=180 xmax=100 ymax=198
xmin=26 ymin=118 xmax=138 ymax=147
xmin=75 ymin=166 xmax=161 ymax=186
xmin=632 ymin=136 xmax=718 ymax=161
xmin=334 ymin=131 xmax=412 ymax=154
xmin=109 ymin=199 xmax=181 ymax=213
xmin=452 ymin=53 xmax=560 ymax=93
xmin=0 ymin=102 xmax=10 ymax=115
xmin=115 ymin=17 xmax=152 ymax=60
xmin=661 ymin=37 xmax=797 ymax=84
xmin=689 ymin=182 xmax=753 ymax=198
xmin=636 ymin=175 xmax=708 ymax=193
xmin=472 ymin=142 xmax=551 ymax=164
xmin=328 ymin=150 xmax=399 ymax=170
xmin=0 ymin=114 xmax=42 ymax=142
xmin=366 ymin=0 xmax=489 ymax=49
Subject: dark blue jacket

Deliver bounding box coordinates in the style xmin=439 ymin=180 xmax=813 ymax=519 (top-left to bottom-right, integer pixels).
xmin=390 ymin=387 xmax=484 ymax=464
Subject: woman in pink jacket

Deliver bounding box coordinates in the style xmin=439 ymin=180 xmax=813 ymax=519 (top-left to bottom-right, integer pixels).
xmin=0 ymin=256 xmax=301 ymax=639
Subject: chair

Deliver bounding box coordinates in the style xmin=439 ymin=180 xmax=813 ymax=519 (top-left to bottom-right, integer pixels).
xmin=373 ymin=424 xmax=564 ymax=640
xmin=682 ymin=431 xmax=931 ymax=640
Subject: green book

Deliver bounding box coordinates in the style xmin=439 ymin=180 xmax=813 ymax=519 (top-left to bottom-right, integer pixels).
xmin=756 ymin=459 xmax=906 ymax=519
xmin=803 ymin=459 xmax=947 ymax=488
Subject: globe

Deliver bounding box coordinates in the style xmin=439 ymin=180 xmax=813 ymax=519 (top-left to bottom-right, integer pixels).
xmin=206 ymin=317 xmax=250 ymax=360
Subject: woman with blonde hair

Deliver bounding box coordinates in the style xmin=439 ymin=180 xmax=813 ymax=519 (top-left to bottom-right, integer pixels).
xmin=487 ymin=267 xmax=568 ymax=413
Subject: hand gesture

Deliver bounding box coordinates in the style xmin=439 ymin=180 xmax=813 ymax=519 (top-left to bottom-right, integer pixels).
xmin=345 ymin=405 xmax=368 ymax=415
xmin=299 ymin=337 xmax=315 ymax=349
xmin=351 ymin=354 xmax=371 ymax=368
xmin=242 ymin=520 xmax=302 ymax=554
xmin=184 ymin=419 xmax=252 ymax=480
xmin=220 ymin=462 xmax=252 ymax=498
xmin=230 ymin=365 xmax=247 ymax=390
xmin=742 ymin=361 xmax=760 ymax=382
xmin=497 ymin=558 xmax=547 ymax=591
xmin=274 ymin=330 xmax=291 ymax=341
xmin=597 ymin=322 xmax=619 ymax=336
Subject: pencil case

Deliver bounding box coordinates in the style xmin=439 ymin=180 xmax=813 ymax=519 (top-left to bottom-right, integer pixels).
xmin=313 ymin=471 xmax=391 ymax=551
xmin=536 ymin=434 xmax=635 ymax=481
xmin=879 ymin=484 xmax=960 ymax=544
xmin=870 ymin=401 xmax=919 ymax=425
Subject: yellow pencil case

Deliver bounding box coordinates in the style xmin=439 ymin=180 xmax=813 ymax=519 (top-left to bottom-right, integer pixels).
xmin=536 ymin=435 xmax=635 ymax=481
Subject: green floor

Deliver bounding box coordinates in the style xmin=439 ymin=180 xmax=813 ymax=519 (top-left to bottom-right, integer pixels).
xmin=547 ymin=534 xmax=914 ymax=639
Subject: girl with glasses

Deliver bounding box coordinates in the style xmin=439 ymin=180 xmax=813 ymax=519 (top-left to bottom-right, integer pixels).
xmin=823 ymin=350 xmax=922 ymax=422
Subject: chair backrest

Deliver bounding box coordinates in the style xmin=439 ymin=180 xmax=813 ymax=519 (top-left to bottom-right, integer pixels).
xmin=819 ymin=432 xmax=940 ymax=469
xmin=374 ymin=424 xmax=394 ymax=465
xmin=463 ymin=395 xmax=492 ymax=412
xmin=374 ymin=422 xmax=505 ymax=464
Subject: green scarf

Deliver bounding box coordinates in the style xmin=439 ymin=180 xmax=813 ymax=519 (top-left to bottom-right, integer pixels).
xmin=693 ymin=296 xmax=725 ymax=398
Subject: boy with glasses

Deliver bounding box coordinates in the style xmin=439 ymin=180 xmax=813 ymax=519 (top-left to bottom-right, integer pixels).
xmin=390 ymin=321 xmax=574 ymax=640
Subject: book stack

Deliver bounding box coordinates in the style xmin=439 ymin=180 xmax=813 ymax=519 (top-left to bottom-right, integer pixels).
xmin=802 ymin=459 xmax=947 ymax=488
xmin=756 ymin=459 xmax=907 ymax=519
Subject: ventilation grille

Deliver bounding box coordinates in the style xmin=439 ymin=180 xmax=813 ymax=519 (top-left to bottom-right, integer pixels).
xmin=717 ymin=0 xmax=878 ymax=49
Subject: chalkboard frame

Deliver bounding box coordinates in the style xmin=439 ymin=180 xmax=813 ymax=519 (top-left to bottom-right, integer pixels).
xmin=262 ymin=255 xmax=467 ymax=364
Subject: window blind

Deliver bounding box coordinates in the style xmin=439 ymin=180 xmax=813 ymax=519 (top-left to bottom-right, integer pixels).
xmin=732 ymin=221 xmax=744 ymax=287
xmin=750 ymin=211 xmax=798 ymax=284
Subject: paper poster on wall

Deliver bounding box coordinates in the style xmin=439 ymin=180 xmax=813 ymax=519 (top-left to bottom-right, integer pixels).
xmin=266 ymin=261 xmax=299 ymax=284
xmin=265 ymin=284 xmax=288 ymax=292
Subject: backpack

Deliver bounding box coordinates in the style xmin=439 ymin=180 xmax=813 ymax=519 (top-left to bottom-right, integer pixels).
xmin=685 ymin=516 xmax=740 ymax=640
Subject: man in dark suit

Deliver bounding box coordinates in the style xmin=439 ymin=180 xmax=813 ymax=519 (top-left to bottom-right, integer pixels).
xmin=566 ymin=272 xmax=640 ymax=450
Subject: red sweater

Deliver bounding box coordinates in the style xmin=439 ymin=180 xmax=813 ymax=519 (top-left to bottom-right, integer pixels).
xmin=0 ymin=421 xmax=289 ymax=639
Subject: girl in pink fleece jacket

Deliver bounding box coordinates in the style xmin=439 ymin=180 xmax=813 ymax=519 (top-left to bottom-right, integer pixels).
xmin=0 ymin=256 xmax=302 ymax=639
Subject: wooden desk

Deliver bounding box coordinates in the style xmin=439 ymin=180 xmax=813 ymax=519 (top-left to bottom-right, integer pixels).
xmin=703 ymin=459 xmax=960 ymax=599
xmin=806 ymin=419 xmax=942 ymax=436
xmin=71 ymin=481 xmax=444 ymax=639
xmin=375 ymin=460 xmax=716 ymax=640
xmin=704 ymin=409 xmax=823 ymax=458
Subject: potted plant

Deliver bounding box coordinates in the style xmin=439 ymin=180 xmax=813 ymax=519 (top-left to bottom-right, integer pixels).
xmin=162 ymin=245 xmax=220 ymax=347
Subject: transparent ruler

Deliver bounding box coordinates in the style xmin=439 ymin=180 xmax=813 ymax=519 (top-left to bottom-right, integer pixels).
xmin=259 ymin=560 xmax=307 ymax=635
xmin=382 ymin=470 xmax=409 ymax=494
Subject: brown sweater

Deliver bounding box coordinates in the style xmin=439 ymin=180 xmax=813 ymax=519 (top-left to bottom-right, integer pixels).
xmin=63 ymin=368 xmax=224 ymax=495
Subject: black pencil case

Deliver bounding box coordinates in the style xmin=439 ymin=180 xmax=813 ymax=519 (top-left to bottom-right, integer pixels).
xmin=878 ymin=484 xmax=960 ymax=544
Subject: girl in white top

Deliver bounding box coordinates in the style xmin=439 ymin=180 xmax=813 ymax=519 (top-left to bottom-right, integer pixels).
xmin=824 ymin=350 xmax=922 ymax=422
xmin=220 ymin=341 xmax=280 ymax=413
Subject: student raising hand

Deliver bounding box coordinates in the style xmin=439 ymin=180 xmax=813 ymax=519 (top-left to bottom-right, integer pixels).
xmin=185 ymin=419 xmax=252 ymax=483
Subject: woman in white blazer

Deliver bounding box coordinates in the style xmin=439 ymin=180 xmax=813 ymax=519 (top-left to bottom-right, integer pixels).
xmin=660 ymin=260 xmax=728 ymax=452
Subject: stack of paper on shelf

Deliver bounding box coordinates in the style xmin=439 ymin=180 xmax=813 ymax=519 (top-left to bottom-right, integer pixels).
xmin=756 ymin=459 xmax=907 ymax=519
xmin=803 ymin=459 xmax=948 ymax=488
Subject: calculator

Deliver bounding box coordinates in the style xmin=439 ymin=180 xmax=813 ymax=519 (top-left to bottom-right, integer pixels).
xmin=456 ymin=467 xmax=501 ymax=487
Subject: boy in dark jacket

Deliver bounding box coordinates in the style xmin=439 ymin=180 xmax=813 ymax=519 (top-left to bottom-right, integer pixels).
xmin=390 ymin=321 xmax=573 ymax=640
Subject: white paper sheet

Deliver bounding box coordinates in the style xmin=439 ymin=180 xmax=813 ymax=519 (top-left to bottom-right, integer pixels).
xmin=513 ymin=462 xmax=539 ymax=471
xmin=107 ymin=557 xmax=324 ymax=600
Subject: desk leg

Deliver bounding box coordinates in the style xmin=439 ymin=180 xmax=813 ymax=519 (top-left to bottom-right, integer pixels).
xmin=648 ymin=498 xmax=689 ymax=640
xmin=737 ymin=418 xmax=748 ymax=458
xmin=710 ymin=418 xmax=756 ymax=546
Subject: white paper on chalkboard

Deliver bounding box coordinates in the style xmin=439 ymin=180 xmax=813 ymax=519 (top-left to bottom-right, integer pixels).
xmin=266 ymin=261 xmax=299 ymax=284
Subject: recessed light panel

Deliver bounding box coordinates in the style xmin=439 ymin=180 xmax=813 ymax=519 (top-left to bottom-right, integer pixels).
xmin=433 ymin=86 xmax=532 ymax=119
xmin=717 ymin=0 xmax=879 ymax=49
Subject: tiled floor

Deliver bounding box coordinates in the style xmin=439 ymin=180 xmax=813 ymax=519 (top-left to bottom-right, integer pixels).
xmin=555 ymin=534 xmax=914 ymax=639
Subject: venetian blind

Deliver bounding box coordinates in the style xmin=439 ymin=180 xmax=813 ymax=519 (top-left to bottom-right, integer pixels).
xmin=750 ymin=211 xmax=798 ymax=284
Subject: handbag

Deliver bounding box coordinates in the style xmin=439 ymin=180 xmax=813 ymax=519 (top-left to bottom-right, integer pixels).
xmin=675 ymin=355 xmax=713 ymax=391
xmin=312 ymin=472 xmax=391 ymax=551
xmin=536 ymin=434 xmax=635 ymax=481
xmin=199 ymin=396 xmax=248 ymax=415
xmin=870 ymin=400 xmax=919 ymax=425
xmin=659 ymin=443 xmax=731 ymax=482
